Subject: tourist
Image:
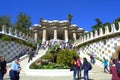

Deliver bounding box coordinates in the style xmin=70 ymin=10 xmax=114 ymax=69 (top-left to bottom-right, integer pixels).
xmin=110 ymin=59 xmax=120 ymax=80
xmin=83 ymin=58 xmax=89 ymax=80
xmin=102 ymin=57 xmax=109 ymax=73
xmin=9 ymin=57 xmax=21 ymax=80
xmin=71 ymin=56 xmax=77 ymax=80
xmin=76 ymin=57 xmax=82 ymax=80
xmin=28 ymin=49 xmax=34 ymax=63
xmin=90 ymin=53 xmax=95 ymax=64
xmin=0 ymin=56 xmax=7 ymax=80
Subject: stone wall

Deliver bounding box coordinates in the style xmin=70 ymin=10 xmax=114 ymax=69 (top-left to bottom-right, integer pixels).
xmin=79 ymin=36 xmax=120 ymax=61
xmin=0 ymin=40 xmax=30 ymax=62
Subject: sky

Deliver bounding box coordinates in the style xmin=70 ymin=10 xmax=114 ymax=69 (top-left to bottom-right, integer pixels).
xmin=0 ymin=0 xmax=120 ymax=31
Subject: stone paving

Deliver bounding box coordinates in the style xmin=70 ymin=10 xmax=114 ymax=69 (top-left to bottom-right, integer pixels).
xmin=4 ymin=49 xmax=112 ymax=80
xmin=4 ymin=64 xmax=111 ymax=80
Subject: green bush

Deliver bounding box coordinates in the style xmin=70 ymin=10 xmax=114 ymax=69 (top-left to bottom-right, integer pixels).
xmin=1 ymin=35 xmax=11 ymax=41
xmin=57 ymin=49 xmax=79 ymax=67
xmin=42 ymin=53 xmax=53 ymax=60
xmin=30 ymin=63 xmax=39 ymax=69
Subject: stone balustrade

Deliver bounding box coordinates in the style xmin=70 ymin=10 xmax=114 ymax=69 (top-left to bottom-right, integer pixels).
xmin=74 ymin=22 xmax=120 ymax=46
xmin=0 ymin=25 xmax=34 ymax=43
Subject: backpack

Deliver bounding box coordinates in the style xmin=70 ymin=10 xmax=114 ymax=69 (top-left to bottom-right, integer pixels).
xmin=76 ymin=60 xmax=81 ymax=67
xmin=73 ymin=60 xmax=77 ymax=66
xmin=116 ymin=62 xmax=120 ymax=77
xmin=88 ymin=62 xmax=92 ymax=70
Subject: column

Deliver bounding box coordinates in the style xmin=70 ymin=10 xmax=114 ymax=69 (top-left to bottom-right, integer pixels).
xmin=64 ymin=28 xmax=69 ymax=42
xmin=34 ymin=30 xmax=38 ymax=42
xmin=105 ymin=26 xmax=109 ymax=35
xmin=42 ymin=27 xmax=47 ymax=43
xmin=99 ymin=28 xmax=103 ymax=36
xmin=118 ymin=22 xmax=120 ymax=31
xmin=2 ymin=25 xmax=6 ymax=33
xmin=53 ymin=27 xmax=57 ymax=39
xmin=14 ymin=29 xmax=18 ymax=37
xmin=9 ymin=27 xmax=12 ymax=35
xmin=73 ymin=31 xmax=76 ymax=41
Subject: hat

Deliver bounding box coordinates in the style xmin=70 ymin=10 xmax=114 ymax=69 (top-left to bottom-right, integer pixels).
xmin=14 ymin=56 xmax=19 ymax=60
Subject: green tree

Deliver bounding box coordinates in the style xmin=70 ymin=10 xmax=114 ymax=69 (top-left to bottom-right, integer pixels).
xmin=40 ymin=18 xmax=43 ymax=25
xmin=0 ymin=15 xmax=12 ymax=31
xmin=114 ymin=17 xmax=120 ymax=30
xmin=92 ymin=18 xmax=102 ymax=30
xmin=15 ymin=12 xmax=32 ymax=31
xmin=67 ymin=14 xmax=72 ymax=24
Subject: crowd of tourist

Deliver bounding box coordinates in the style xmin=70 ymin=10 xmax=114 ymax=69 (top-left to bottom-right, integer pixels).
xmin=2 ymin=40 xmax=120 ymax=80
xmin=39 ymin=41 xmax=74 ymax=50
xmin=71 ymin=56 xmax=92 ymax=80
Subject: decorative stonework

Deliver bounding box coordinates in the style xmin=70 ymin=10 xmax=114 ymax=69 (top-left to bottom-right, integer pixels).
xmin=33 ymin=20 xmax=85 ymax=43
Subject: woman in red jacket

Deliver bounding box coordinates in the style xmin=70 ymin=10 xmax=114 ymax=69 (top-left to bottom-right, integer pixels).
xmin=110 ymin=59 xmax=120 ymax=80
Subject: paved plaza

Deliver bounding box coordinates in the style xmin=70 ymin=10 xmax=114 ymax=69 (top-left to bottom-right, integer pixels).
xmin=4 ymin=64 xmax=111 ymax=80
xmin=4 ymin=49 xmax=112 ymax=80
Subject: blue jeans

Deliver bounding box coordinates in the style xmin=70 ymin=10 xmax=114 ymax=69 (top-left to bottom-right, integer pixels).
xmin=77 ymin=67 xmax=81 ymax=79
xmin=84 ymin=69 xmax=89 ymax=80
xmin=73 ymin=66 xmax=77 ymax=80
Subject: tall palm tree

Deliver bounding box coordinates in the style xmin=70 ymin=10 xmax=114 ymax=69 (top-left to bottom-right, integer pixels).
xmin=67 ymin=14 xmax=72 ymax=24
xmin=40 ymin=18 xmax=43 ymax=25
xmin=92 ymin=18 xmax=102 ymax=30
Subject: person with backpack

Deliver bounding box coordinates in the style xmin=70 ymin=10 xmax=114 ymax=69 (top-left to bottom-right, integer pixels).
xmin=102 ymin=57 xmax=109 ymax=73
xmin=76 ymin=57 xmax=82 ymax=80
xmin=71 ymin=56 xmax=77 ymax=80
xmin=110 ymin=59 xmax=120 ymax=80
xmin=83 ymin=58 xmax=90 ymax=80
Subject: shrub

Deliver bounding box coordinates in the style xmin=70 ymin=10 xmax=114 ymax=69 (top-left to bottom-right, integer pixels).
xmin=1 ymin=35 xmax=11 ymax=41
xmin=42 ymin=53 xmax=53 ymax=61
xmin=30 ymin=63 xmax=39 ymax=69
xmin=57 ymin=49 xmax=79 ymax=67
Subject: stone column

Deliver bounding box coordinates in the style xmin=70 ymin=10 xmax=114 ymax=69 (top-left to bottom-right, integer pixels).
xmin=64 ymin=28 xmax=69 ymax=42
xmin=87 ymin=33 xmax=89 ymax=40
xmin=53 ymin=27 xmax=57 ymax=39
xmin=99 ymin=28 xmax=103 ymax=36
xmin=105 ymin=26 xmax=109 ymax=34
xmin=95 ymin=30 xmax=98 ymax=37
xmin=34 ymin=30 xmax=38 ymax=42
xmin=90 ymin=32 xmax=93 ymax=39
xmin=42 ymin=27 xmax=47 ymax=43
xmin=19 ymin=31 xmax=22 ymax=38
xmin=111 ymin=23 xmax=116 ymax=33
xmin=9 ymin=27 xmax=12 ymax=35
xmin=2 ymin=25 xmax=6 ymax=33
xmin=72 ymin=30 xmax=76 ymax=41
xmin=118 ymin=22 xmax=120 ymax=31
xmin=22 ymin=33 xmax=25 ymax=38
xmin=14 ymin=29 xmax=18 ymax=37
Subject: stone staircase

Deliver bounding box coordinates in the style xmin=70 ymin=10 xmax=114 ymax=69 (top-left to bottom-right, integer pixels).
xmin=7 ymin=49 xmax=47 ymax=74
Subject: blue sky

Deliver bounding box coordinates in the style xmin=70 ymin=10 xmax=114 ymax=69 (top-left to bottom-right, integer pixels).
xmin=0 ymin=0 xmax=120 ymax=31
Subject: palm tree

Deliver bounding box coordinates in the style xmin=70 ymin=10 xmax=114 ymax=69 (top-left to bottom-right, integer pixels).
xmin=95 ymin=18 xmax=102 ymax=26
xmin=40 ymin=18 xmax=43 ymax=25
xmin=67 ymin=14 xmax=72 ymax=24
xmin=92 ymin=18 xmax=102 ymax=30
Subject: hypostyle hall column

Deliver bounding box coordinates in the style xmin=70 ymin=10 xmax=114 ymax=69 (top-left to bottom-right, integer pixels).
xmin=42 ymin=27 xmax=47 ymax=43
xmin=34 ymin=30 xmax=38 ymax=42
xmin=64 ymin=27 xmax=69 ymax=42
xmin=53 ymin=27 xmax=57 ymax=39
xmin=72 ymin=30 xmax=77 ymax=41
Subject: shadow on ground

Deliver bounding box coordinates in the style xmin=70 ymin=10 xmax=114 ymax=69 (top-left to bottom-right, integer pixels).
xmin=76 ymin=77 xmax=94 ymax=80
